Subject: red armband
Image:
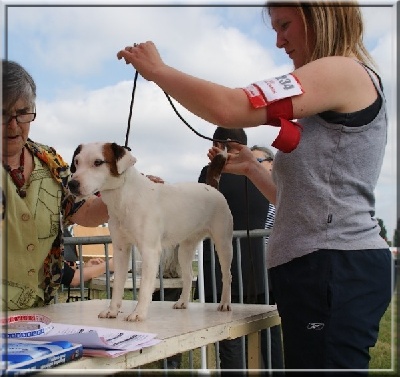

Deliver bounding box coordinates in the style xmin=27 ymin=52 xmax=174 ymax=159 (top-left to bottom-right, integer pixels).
xmin=242 ymin=74 xmax=304 ymax=109
xmin=241 ymin=75 xmax=304 ymax=153
xmin=266 ymin=97 xmax=303 ymax=153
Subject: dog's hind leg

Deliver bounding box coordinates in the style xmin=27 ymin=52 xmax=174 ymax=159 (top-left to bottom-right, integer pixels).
xmin=173 ymin=239 xmax=198 ymax=310
xmin=212 ymin=232 xmax=233 ymax=312
xmin=98 ymin=243 xmax=131 ymax=319
xmin=126 ymin=245 xmax=162 ymax=321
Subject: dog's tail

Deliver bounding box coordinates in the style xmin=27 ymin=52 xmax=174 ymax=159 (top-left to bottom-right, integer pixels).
xmin=206 ymin=147 xmax=227 ymax=190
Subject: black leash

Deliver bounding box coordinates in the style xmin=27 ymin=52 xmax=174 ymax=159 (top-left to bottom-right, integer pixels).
xmin=124 ymin=70 xmax=139 ymax=149
xmin=124 ymin=70 xmax=245 ymax=148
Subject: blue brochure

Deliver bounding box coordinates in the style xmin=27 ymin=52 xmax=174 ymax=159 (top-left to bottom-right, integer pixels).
xmin=1 ymin=339 xmax=83 ymax=375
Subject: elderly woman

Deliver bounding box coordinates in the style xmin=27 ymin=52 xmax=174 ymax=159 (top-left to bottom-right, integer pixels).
xmin=2 ymin=60 xmax=109 ymax=310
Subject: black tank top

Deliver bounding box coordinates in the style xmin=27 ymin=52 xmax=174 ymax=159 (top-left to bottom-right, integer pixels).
xmin=319 ymin=95 xmax=382 ymax=127
xmin=319 ymin=64 xmax=383 ymax=127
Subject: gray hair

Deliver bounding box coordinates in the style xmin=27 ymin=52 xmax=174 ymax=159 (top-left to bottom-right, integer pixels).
xmin=250 ymin=145 xmax=275 ymax=160
xmin=2 ymin=60 xmax=36 ymax=112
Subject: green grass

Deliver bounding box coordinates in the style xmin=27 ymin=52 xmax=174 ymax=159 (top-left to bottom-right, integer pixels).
xmin=369 ymin=295 xmax=396 ymax=373
xmin=369 ymin=274 xmax=398 ymax=375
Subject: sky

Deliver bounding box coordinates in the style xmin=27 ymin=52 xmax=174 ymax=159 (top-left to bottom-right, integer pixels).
xmin=2 ymin=0 xmax=398 ymax=240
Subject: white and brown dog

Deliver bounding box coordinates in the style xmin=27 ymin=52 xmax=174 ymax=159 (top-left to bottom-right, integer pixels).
xmin=68 ymin=142 xmax=233 ymax=321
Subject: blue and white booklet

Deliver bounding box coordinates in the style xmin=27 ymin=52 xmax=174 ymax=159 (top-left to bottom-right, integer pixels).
xmin=1 ymin=314 xmax=160 ymax=359
xmin=1 ymin=339 xmax=83 ymax=375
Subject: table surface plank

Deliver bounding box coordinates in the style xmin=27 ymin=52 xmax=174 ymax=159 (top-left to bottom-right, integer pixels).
xmin=8 ymin=299 xmax=280 ymax=370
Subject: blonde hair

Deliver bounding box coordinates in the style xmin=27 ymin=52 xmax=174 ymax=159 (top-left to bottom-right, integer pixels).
xmin=264 ymin=1 xmax=377 ymax=68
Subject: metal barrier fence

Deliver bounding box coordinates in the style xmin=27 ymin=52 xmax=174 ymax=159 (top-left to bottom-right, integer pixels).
xmin=63 ymin=228 xmax=273 ymax=369
xmin=64 ymin=229 xmax=272 ymax=301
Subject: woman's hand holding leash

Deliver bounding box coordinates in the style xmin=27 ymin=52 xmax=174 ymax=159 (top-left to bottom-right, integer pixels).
xmin=117 ymin=41 xmax=165 ymax=82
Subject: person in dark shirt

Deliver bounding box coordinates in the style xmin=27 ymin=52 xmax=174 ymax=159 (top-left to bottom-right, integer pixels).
xmin=195 ymin=127 xmax=271 ymax=369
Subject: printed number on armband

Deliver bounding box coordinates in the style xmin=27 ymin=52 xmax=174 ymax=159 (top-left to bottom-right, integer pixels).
xmin=242 ymin=73 xmax=304 ymax=108
xmin=275 ymin=75 xmax=296 ymax=91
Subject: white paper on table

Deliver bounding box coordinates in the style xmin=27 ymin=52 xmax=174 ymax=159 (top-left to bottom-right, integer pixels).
xmin=31 ymin=322 xmax=161 ymax=357
xmin=83 ymin=338 xmax=162 ymax=358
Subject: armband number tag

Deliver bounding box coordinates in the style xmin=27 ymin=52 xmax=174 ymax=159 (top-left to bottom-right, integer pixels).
xmin=243 ymin=74 xmax=304 ymax=108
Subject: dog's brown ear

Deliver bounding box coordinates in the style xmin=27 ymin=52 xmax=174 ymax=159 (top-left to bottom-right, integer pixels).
xmin=111 ymin=143 xmax=136 ymax=174
xmin=70 ymin=144 xmax=82 ymax=173
xmin=110 ymin=143 xmax=126 ymax=161
xmin=206 ymin=151 xmax=227 ymax=190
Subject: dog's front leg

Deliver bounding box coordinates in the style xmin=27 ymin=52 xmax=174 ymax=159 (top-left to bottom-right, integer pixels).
xmin=126 ymin=247 xmax=161 ymax=322
xmin=98 ymin=243 xmax=131 ymax=319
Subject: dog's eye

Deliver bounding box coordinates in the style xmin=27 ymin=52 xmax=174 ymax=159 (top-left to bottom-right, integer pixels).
xmin=94 ymin=159 xmax=105 ymax=167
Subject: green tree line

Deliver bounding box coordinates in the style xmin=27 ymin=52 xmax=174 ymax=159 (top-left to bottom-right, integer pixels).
xmin=378 ymin=217 xmax=399 ymax=247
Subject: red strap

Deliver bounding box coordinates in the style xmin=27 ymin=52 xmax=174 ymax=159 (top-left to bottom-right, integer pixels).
xmin=271 ymin=119 xmax=303 ymax=153
xmin=266 ymin=97 xmax=302 ymax=153
xmin=242 ymin=88 xmax=303 ymax=152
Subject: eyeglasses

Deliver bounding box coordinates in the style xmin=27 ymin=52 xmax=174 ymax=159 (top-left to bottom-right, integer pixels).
xmin=2 ymin=113 xmax=36 ymax=125
xmin=257 ymin=157 xmax=273 ymax=163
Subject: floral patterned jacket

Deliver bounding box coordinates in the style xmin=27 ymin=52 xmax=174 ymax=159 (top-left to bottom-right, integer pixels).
xmin=26 ymin=139 xmax=84 ymax=304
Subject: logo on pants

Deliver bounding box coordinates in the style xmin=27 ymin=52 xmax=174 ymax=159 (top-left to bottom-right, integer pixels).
xmin=307 ymin=323 xmax=324 ymax=330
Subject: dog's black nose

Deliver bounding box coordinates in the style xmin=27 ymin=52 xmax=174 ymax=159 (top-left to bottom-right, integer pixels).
xmin=68 ymin=179 xmax=80 ymax=195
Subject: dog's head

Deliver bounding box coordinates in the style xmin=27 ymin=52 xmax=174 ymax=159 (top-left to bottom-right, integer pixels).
xmin=68 ymin=142 xmax=136 ymax=199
